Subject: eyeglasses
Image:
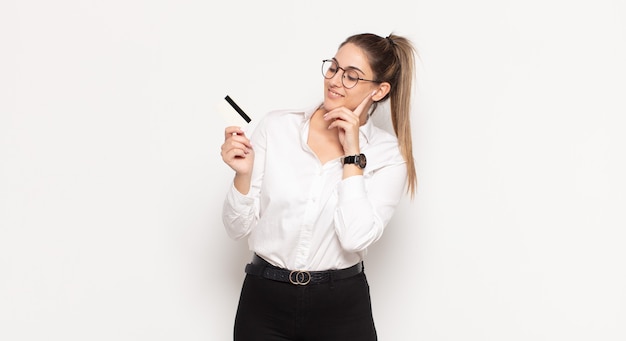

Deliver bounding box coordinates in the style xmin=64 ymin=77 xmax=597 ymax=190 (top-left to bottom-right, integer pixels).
xmin=321 ymin=59 xmax=380 ymax=89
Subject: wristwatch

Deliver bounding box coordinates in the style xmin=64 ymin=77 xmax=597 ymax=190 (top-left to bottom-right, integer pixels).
xmin=342 ymin=153 xmax=367 ymax=169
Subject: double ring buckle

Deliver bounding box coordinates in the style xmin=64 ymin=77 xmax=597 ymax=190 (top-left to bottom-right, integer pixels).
xmin=289 ymin=270 xmax=311 ymax=285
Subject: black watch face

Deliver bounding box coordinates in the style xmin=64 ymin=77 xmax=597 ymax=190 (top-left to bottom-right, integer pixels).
xmin=358 ymin=154 xmax=367 ymax=168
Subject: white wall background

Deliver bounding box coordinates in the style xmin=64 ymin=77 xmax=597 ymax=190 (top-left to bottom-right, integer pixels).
xmin=1 ymin=0 xmax=625 ymax=340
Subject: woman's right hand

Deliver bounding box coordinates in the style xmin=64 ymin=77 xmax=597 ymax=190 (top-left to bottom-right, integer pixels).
xmin=221 ymin=126 xmax=254 ymax=176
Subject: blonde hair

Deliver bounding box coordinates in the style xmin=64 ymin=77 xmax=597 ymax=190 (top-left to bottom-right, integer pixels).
xmin=341 ymin=33 xmax=418 ymax=197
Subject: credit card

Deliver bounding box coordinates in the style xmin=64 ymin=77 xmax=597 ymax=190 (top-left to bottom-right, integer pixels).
xmin=217 ymin=95 xmax=251 ymax=126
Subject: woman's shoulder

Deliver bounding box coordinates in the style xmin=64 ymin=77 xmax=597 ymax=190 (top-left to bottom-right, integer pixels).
xmin=364 ymin=124 xmax=405 ymax=166
xmin=368 ymin=124 xmax=400 ymax=148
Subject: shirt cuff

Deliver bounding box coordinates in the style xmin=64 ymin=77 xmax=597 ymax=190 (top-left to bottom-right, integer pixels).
xmin=226 ymin=182 xmax=256 ymax=210
xmin=337 ymin=175 xmax=367 ymax=204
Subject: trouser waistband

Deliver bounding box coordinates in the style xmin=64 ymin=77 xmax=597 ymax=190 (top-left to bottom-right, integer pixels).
xmin=244 ymin=254 xmax=363 ymax=286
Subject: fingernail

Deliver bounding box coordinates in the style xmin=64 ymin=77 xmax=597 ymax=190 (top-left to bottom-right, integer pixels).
xmin=371 ymin=90 xmax=377 ymax=96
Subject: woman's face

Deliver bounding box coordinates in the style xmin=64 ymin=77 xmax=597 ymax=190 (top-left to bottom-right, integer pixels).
xmin=322 ymin=43 xmax=380 ymax=113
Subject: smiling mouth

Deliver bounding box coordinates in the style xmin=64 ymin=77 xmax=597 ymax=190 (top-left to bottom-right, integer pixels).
xmin=328 ymin=89 xmax=344 ymax=97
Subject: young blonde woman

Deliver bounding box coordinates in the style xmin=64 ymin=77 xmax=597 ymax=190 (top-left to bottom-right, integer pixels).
xmin=221 ymin=32 xmax=417 ymax=341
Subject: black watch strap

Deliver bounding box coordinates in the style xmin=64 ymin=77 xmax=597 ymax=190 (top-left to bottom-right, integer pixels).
xmin=342 ymin=153 xmax=367 ymax=169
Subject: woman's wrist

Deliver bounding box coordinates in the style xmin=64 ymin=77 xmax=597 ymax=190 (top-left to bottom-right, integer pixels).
xmin=342 ymin=163 xmax=364 ymax=178
xmin=233 ymin=173 xmax=252 ymax=195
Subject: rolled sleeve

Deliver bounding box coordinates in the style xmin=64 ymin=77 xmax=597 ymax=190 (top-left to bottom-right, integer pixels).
xmin=222 ymin=182 xmax=259 ymax=240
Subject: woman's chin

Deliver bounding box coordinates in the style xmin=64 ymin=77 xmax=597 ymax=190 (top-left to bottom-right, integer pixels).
xmin=322 ymin=98 xmax=342 ymax=112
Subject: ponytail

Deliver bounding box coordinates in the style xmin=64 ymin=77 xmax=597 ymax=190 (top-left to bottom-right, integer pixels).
xmin=342 ymin=33 xmax=418 ymax=198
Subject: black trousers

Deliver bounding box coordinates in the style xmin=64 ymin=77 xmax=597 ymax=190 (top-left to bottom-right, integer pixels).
xmin=234 ymin=270 xmax=378 ymax=341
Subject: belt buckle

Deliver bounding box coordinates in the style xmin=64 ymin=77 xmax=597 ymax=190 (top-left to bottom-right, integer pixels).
xmin=289 ymin=270 xmax=311 ymax=285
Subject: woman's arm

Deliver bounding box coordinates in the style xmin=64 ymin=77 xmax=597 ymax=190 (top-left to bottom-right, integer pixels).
xmin=333 ymin=160 xmax=407 ymax=252
xmin=221 ymin=120 xmax=267 ymax=240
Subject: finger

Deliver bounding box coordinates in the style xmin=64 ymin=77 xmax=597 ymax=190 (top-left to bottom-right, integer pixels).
xmin=224 ymin=126 xmax=244 ymax=139
xmin=224 ymin=131 xmax=253 ymax=149
xmin=222 ymin=142 xmax=246 ymax=153
xmin=354 ymin=90 xmax=377 ymax=117
xmin=230 ymin=148 xmax=248 ymax=159
xmin=324 ymin=107 xmax=357 ymax=122
xmin=233 ymin=136 xmax=253 ymax=150
xmin=223 ymin=148 xmax=249 ymax=162
xmin=327 ymin=117 xmax=354 ymax=131
xmin=222 ymin=140 xmax=252 ymax=155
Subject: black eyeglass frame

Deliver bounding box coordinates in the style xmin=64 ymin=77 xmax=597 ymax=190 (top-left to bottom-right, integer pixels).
xmin=321 ymin=59 xmax=382 ymax=89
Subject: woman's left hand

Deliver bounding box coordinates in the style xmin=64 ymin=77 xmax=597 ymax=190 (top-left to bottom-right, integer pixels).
xmin=324 ymin=91 xmax=375 ymax=155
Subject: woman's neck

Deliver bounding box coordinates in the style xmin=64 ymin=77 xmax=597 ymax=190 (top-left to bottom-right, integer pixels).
xmin=307 ymin=108 xmax=344 ymax=164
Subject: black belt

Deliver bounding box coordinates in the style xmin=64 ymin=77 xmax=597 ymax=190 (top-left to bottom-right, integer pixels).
xmin=244 ymin=254 xmax=363 ymax=286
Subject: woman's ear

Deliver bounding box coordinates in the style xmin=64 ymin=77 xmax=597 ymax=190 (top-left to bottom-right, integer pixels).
xmin=372 ymin=82 xmax=391 ymax=101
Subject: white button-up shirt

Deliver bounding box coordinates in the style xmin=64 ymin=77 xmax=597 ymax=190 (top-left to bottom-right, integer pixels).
xmin=222 ymin=103 xmax=407 ymax=271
